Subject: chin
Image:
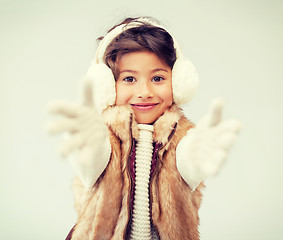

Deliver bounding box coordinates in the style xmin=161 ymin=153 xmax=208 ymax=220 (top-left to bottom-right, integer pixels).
xmin=136 ymin=117 xmax=157 ymax=125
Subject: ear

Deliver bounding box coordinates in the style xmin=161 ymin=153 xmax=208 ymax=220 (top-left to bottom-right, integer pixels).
xmin=172 ymin=57 xmax=199 ymax=106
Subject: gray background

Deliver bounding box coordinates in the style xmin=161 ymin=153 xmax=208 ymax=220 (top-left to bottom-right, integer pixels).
xmin=1 ymin=0 xmax=282 ymax=239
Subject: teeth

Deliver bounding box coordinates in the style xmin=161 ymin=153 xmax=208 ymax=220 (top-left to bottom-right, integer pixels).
xmin=133 ymin=104 xmax=156 ymax=106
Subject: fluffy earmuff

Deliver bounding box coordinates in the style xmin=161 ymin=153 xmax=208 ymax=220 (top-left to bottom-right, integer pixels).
xmin=84 ymin=17 xmax=199 ymax=113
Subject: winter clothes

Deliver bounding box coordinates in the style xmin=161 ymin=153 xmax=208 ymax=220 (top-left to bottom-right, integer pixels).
xmin=67 ymin=104 xmax=204 ymax=240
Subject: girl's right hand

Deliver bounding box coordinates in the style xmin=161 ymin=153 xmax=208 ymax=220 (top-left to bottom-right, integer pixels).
xmin=47 ymin=99 xmax=111 ymax=188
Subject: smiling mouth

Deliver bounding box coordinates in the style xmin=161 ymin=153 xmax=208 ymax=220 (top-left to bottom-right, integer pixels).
xmin=131 ymin=103 xmax=159 ymax=111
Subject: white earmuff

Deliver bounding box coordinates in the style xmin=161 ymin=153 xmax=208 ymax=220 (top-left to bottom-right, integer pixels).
xmin=84 ymin=17 xmax=199 ymax=113
xmin=172 ymin=57 xmax=199 ymax=106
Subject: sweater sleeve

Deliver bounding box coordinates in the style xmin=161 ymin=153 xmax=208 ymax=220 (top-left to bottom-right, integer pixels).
xmin=66 ymin=130 xmax=111 ymax=189
xmin=176 ymin=130 xmax=205 ymax=192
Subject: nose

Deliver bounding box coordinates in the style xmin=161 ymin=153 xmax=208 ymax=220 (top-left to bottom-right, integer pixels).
xmin=138 ymin=80 xmax=153 ymax=99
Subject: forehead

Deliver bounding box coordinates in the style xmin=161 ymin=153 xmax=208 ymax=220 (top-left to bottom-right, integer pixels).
xmin=118 ymin=51 xmax=171 ymax=71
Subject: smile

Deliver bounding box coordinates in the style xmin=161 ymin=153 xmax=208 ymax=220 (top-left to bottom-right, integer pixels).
xmin=131 ymin=103 xmax=159 ymax=111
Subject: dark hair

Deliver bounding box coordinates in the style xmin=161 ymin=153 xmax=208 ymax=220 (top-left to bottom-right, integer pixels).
xmin=98 ymin=17 xmax=177 ymax=79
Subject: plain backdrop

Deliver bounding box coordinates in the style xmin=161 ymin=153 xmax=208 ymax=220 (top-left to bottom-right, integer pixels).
xmin=1 ymin=0 xmax=282 ymax=239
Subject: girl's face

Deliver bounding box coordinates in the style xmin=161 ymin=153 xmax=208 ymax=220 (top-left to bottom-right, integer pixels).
xmin=115 ymin=51 xmax=173 ymax=124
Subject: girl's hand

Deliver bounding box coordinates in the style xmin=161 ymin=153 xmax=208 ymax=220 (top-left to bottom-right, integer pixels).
xmin=176 ymin=98 xmax=241 ymax=191
xmin=47 ymin=82 xmax=111 ymax=188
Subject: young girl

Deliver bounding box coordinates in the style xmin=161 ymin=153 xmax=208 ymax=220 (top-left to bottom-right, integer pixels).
xmin=48 ymin=17 xmax=240 ymax=240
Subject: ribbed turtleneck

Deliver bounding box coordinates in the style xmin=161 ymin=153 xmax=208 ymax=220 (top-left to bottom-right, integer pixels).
xmin=129 ymin=124 xmax=154 ymax=240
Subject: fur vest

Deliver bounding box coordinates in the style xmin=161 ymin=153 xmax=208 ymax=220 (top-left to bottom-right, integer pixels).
xmin=69 ymin=104 xmax=204 ymax=240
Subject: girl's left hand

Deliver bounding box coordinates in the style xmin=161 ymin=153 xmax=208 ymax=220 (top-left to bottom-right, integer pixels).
xmin=176 ymin=98 xmax=241 ymax=190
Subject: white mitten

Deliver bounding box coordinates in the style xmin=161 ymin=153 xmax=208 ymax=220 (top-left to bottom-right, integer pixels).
xmin=47 ymin=80 xmax=111 ymax=188
xmin=176 ymin=98 xmax=241 ymax=191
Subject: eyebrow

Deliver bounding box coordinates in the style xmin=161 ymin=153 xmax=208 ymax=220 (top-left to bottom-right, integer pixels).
xmin=152 ymin=68 xmax=169 ymax=73
xmin=119 ymin=68 xmax=168 ymax=74
xmin=119 ymin=70 xmax=138 ymax=74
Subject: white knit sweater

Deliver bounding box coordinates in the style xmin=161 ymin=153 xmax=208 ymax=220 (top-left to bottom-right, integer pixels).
xmin=129 ymin=124 xmax=159 ymax=240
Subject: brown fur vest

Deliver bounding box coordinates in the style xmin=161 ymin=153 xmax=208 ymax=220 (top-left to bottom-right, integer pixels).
xmin=69 ymin=104 xmax=204 ymax=240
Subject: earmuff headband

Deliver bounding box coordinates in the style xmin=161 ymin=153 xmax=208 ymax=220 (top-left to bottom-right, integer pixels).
xmin=95 ymin=17 xmax=184 ymax=63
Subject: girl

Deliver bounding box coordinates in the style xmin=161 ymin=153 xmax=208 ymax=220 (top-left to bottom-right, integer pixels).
xmin=48 ymin=17 xmax=240 ymax=240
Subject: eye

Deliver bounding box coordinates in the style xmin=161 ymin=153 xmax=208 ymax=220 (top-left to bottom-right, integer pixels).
xmin=152 ymin=76 xmax=165 ymax=82
xmin=123 ymin=76 xmax=136 ymax=83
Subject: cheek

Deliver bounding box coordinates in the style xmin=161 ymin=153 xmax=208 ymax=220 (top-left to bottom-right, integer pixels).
xmin=162 ymin=85 xmax=173 ymax=107
xmin=115 ymin=84 xmax=129 ymax=105
xmin=165 ymin=93 xmax=173 ymax=108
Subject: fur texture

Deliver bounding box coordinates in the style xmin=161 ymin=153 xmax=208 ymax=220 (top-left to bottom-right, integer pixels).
xmin=69 ymin=104 xmax=204 ymax=240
